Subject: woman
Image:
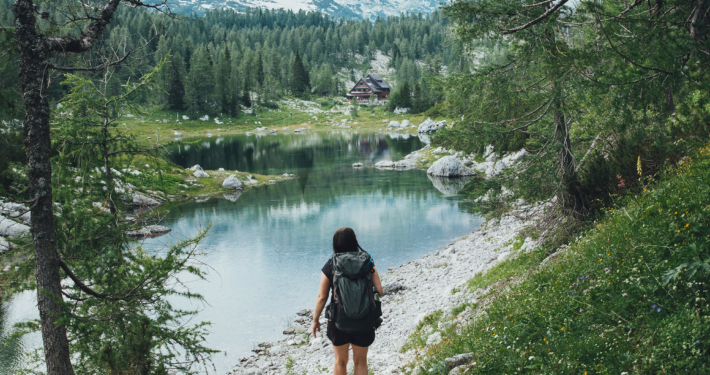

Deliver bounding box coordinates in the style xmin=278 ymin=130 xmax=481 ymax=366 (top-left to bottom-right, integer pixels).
xmin=311 ymin=227 xmax=384 ymax=375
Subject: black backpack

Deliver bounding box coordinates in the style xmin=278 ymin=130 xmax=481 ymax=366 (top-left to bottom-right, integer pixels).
xmin=326 ymin=251 xmax=382 ymax=332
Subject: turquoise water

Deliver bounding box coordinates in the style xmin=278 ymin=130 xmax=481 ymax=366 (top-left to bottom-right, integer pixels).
xmin=2 ymin=131 xmax=481 ymax=374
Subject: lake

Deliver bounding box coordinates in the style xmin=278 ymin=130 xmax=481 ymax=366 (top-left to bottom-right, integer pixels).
xmin=1 ymin=130 xmax=481 ymax=374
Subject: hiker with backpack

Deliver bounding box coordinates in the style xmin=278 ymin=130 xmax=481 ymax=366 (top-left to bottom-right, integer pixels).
xmin=311 ymin=227 xmax=384 ymax=375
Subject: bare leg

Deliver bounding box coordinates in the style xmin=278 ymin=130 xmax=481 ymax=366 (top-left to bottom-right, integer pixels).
xmin=352 ymin=344 xmax=369 ymax=375
xmin=333 ymin=344 xmax=349 ymax=375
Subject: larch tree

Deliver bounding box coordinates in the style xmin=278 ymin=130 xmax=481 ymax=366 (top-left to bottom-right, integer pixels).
xmin=7 ymin=0 xmax=165 ymax=373
xmin=4 ymin=1 xmax=217 ymax=374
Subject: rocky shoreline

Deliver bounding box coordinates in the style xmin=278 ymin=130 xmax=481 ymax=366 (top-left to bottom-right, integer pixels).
xmin=228 ymin=200 xmax=547 ymax=375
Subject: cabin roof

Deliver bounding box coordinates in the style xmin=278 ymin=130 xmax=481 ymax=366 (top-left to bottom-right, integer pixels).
xmin=349 ymin=74 xmax=391 ymax=94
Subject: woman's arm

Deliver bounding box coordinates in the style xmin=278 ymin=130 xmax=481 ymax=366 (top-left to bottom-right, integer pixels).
xmin=311 ymin=272 xmax=331 ymax=337
xmin=372 ymin=267 xmax=384 ymax=296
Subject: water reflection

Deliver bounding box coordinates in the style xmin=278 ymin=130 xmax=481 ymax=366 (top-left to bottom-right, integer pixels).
xmin=166 ymin=132 xmax=424 ymax=174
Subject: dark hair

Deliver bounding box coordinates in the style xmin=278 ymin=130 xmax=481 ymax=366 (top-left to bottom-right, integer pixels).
xmin=332 ymin=227 xmax=364 ymax=253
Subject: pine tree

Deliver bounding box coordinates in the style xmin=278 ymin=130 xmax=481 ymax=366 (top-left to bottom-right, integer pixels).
xmin=412 ymin=82 xmax=423 ymax=113
xmin=256 ymin=52 xmax=265 ymax=87
xmin=241 ymin=79 xmax=252 ymax=108
xmin=398 ymin=81 xmax=412 ymax=109
xmin=292 ymin=50 xmax=310 ymax=97
xmin=166 ymin=53 xmax=186 ymax=111
xmin=184 ymin=45 xmax=215 ymax=115
xmin=216 ymin=45 xmax=235 ymax=115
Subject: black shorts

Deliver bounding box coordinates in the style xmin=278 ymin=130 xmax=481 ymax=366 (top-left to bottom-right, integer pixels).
xmin=327 ymin=321 xmax=375 ymax=347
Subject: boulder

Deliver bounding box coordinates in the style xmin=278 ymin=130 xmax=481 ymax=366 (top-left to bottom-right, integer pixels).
xmin=387 ymin=121 xmax=401 ymax=128
xmin=0 ymin=236 xmax=13 ymax=253
xmin=132 ymin=194 xmax=161 ymax=207
xmin=394 ymin=159 xmax=417 ymax=169
xmin=218 ymin=168 xmax=225 ymax=171
xmin=375 ymin=160 xmax=395 ymax=168
xmin=193 ymin=170 xmax=209 ymax=178
xmin=222 ymin=175 xmax=243 ymax=190
xmin=125 ymin=225 xmax=172 ymax=238
xmin=445 ymin=353 xmax=474 ymax=368
xmin=401 ymin=120 xmax=410 ymax=127
xmin=418 ymin=118 xmax=446 ymax=133
xmin=189 ymin=164 xmax=203 ymax=171
xmin=0 ymin=201 xmax=31 ymax=225
xmin=427 ymin=156 xmax=475 ymax=177
xmin=383 ymin=283 xmax=407 ymax=295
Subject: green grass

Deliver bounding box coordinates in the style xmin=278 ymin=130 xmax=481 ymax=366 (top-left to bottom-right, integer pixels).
xmin=403 ymin=144 xmax=710 ymax=374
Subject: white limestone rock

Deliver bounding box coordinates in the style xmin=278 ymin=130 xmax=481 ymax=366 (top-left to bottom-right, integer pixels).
xmin=189 ymin=164 xmax=203 ymax=171
xmin=418 ymin=118 xmax=446 ymax=133
xmin=394 ymin=159 xmax=417 ymax=169
xmin=401 ymin=120 xmax=410 ymax=127
xmin=125 ymin=225 xmax=171 ymax=238
xmin=222 ymin=175 xmax=243 ymax=190
xmin=193 ymin=170 xmax=209 ymax=178
xmin=387 ymin=121 xmax=401 ymax=128
xmin=132 ymin=193 xmax=161 ymax=207
xmin=375 ymin=160 xmax=395 ymax=168
xmin=0 ymin=236 xmax=12 ymax=253
xmin=0 ymin=215 xmax=29 ymax=238
xmin=427 ymin=156 xmax=475 ymax=177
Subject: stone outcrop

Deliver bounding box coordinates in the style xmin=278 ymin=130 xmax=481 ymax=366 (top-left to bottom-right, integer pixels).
xmin=223 ymin=175 xmax=243 ymax=190
xmin=125 ymin=225 xmax=172 ymax=238
xmin=132 ymin=193 xmax=161 ymax=206
xmin=418 ymin=118 xmax=446 ymax=133
xmin=427 ymin=156 xmax=475 ymax=177
xmin=0 ymin=215 xmax=30 ymax=238
xmin=375 ymin=160 xmax=395 ymax=168
xmin=193 ymin=170 xmax=209 ymax=178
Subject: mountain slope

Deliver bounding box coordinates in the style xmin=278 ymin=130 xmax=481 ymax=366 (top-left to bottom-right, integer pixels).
xmin=164 ymin=0 xmax=441 ymax=19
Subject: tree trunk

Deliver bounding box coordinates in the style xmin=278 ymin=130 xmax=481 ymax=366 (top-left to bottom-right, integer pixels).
xmin=12 ymin=0 xmax=75 ymax=374
xmin=552 ymin=83 xmax=585 ymax=220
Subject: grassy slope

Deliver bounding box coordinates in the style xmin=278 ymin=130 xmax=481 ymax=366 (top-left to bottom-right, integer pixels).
xmin=404 ymin=145 xmax=710 ymax=374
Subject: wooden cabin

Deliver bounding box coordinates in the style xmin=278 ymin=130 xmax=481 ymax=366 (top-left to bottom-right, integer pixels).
xmin=346 ymin=74 xmax=391 ymax=103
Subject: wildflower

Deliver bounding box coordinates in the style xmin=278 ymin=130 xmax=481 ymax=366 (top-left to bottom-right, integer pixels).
xmin=589 ymin=286 xmax=594 ymax=290
xmin=686 ymin=223 xmax=690 ymax=227
xmin=657 ymin=308 xmax=661 ymax=312
xmin=580 ymin=309 xmax=584 ymax=312
xmin=622 ymin=293 xmax=627 ymax=297
xmin=561 ymin=327 xmax=565 ymax=331
xmin=547 ymin=330 xmax=550 ymax=335
xmin=529 ymin=356 xmax=534 ymax=360
xmin=675 ymin=211 xmax=677 ymax=214
xmin=652 ymin=304 xmax=656 ymax=308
